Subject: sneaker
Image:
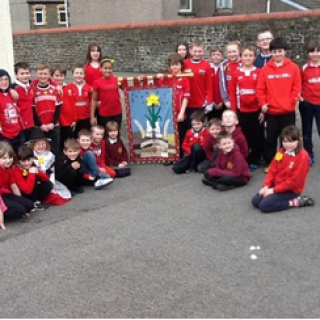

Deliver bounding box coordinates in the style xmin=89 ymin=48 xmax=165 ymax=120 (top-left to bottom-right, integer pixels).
xmin=310 ymin=157 xmax=315 ymax=165
xmin=216 ymin=184 xmax=236 ymax=191
xmin=73 ymin=186 xmax=84 ymax=194
xmin=264 ymin=166 xmax=269 ymax=174
xmin=94 ymin=177 xmax=113 ymax=190
xmin=163 ymin=161 xmax=173 ymax=166
xmin=298 ymin=195 xmax=315 ymax=207
xmin=31 ymin=202 xmax=48 ymax=212
xmin=249 ymin=164 xmax=258 ymax=170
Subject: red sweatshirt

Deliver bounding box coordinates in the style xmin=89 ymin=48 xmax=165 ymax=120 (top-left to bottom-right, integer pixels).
xmin=263 ymin=148 xmax=310 ymax=194
xmin=0 ymin=166 xmax=14 ymax=195
xmin=203 ymin=135 xmax=218 ymax=160
xmin=182 ymin=127 xmax=209 ymax=156
xmin=85 ymin=63 xmax=102 ymax=86
xmin=226 ymin=126 xmax=249 ymax=159
xmin=12 ymin=165 xmax=50 ymax=195
xmin=207 ymin=145 xmax=251 ymax=182
xmin=210 ymin=63 xmax=223 ymax=104
xmin=229 ymin=67 xmax=260 ymax=112
xmin=256 ymin=58 xmax=301 ymax=115
xmin=59 ymin=84 xmax=77 ymax=126
xmin=91 ymin=140 xmax=106 ymax=169
xmin=183 ymin=59 xmax=213 ymax=108
xmin=105 ymin=138 xmax=129 ymax=166
xmin=300 ymin=62 xmax=320 ymax=105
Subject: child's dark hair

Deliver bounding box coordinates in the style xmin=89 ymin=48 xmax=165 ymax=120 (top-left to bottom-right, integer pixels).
xmin=207 ymin=118 xmax=222 ymax=128
xmin=190 ymin=110 xmax=206 ymax=123
xmin=51 ymin=66 xmax=67 ymax=77
xmin=307 ymin=41 xmax=320 ymax=53
xmin=281 ymin=125 xmax=303 ymax=153
xmin=72 ymin=62 xmax=85 ymax=73
xmin=210 ymin=46 xmax=224 ymax=55
xmin=35 ymin=62 xmax=51 ymax=72
xmin=0 ymin=141 xmax=15 ymax=159
xmin=175 ymin=42 xmax=190 ymax=59
xmin=14 ymin=62 xmax=30 ymax=74
xmin=241 ymin=45 xmax=257 ymax=56
xmin=217 ymin=131 xmax=233 ymax=143
xmin=269 ymin=37 xmax=288 ymax=52
xmin=168 ymin=53 xmax=184 ymax=68
xmin=85 ymin=43 xmax=102 ymax=64
xmin=106 ymin=121 xmax=120 ymax=139
xmin=77 ymin=129 xmax=92 ymax=139
xmin=64 ymin=138 xmax=80 ymax=150
xmin=100 ymin=57 xmax=115 ymax=67
xmin=17 ymin=146 xmax=34 ymax=161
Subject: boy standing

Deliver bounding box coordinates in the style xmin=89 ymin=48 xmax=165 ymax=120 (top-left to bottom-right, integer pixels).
xmin=202 ymin=131 xmax=251 ymax=191
xmin=257 ymin=38 xmax=301 ymax=171
xmin=254 ymin=30 xmax=274 ymax=68
xmin=183 ymin=40 xmax=213 ymax=127
xmin=33 ymin=63 xmax=62 ymax=155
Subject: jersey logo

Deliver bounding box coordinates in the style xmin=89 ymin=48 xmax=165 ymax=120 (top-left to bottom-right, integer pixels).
xmin=199 ymin=69 xmax=206 ymax=75
xmin=227 ymin=161 xmax=234 ymax=169
xmin=118 ymin=147 xmax=122 ymax=154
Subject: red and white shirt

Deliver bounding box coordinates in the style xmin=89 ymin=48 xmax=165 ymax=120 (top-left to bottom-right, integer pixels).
xmin=301 ymin=62 xmax=320 ymax=105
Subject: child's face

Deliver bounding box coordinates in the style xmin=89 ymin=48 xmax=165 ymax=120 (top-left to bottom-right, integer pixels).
xmin=177 ymin=45 xmax=188 ymax=59
xmin=108 ymin=129 xmax=118 ymax=140
xmin=219 ymin=137 xmax=234 ymax=153
xmin=170 ymin=62 xmax=182 ymax=75
xmin=209 ymin=124 xmax=222 ymax=138
xmin=52 ymin=70 xmax=66 ymax=86
xmin=101 ymin=62 xmax=113 ymax=78
xmin=227 ymin=45 xmax=240 ymax=62
xmin=19 ymin=158 xmax=33 ymax=170
xmin=90 ymin=47 xmax=101 ymax=61
xmin=271 ymin=49 xmax=286 ymax=64
xmin=36 ymin=68 xmax=51 ymax=85
xmin=33 ymin=140 xmax=47 ymax=154
xmin=190 ymin=46 xmax=204 ymax=60
xmin=78 ymin=135 xmax=92 ymax=150
xmin=16 ymin=68 xmax=31 ymax=84
xmin=0 ymin=75 xmax=10 ymax=91
xmin=308 ymin=49 xmax=320 ymax=63
xmin=91 ymin=129 xmax=104 ymax=143
xmin=210 ymin=51 xmax=223 ymax=65
xmin=241 ymin=49 xmax=255 ymax=67
xmin=222 ymin=111 xmax=238 ymax=127
xmin=191 ymin=120 xmax=204 ymax=132
xmin=73 ymin=68 xmax=85 ymax=84
xmin=0 ymin=153 xmax=13 ymax=169
xmin=256 ymin=32 xmax=273 ymax=51
xmin=64 ymin=147 xmax=80 ymax=161
xmin=282 ymin=138 xmax=299 ymax=153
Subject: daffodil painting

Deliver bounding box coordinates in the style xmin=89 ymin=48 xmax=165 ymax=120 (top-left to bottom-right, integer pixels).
xmin=124 ymin=86 xmax=179 ymax=163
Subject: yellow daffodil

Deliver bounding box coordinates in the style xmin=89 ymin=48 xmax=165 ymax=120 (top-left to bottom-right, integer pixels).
xmin=275 ymin=152 xmax=283 ymax=162
xmin=22 ymin=169 xmax=28 ymax=177
xmin=146 ymin=93 xmax=160 ymax=107
xmin=38 ymin=156 xmax=45 ymax=164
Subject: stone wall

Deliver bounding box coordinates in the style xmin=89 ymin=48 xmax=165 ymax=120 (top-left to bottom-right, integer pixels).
xmin=13 ymin=10 xmax=320 ymax=73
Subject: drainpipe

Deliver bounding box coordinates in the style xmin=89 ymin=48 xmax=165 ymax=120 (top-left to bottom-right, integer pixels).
xmin=64 ymin=0 xmax=69 ymax=27
xmin=266 ymin=0 xmax=271 ymax=13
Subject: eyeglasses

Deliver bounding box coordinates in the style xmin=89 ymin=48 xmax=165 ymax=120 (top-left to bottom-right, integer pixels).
xmin=258 ymin=38 xmax=273 ymax=43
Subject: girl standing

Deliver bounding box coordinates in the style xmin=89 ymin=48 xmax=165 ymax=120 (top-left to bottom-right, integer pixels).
xmin=84 ymin=43 xmax=103 ymax=86
xmin=252 ymin=126 xmax=314 ymax=213
xmin=175 ymin=43 xmax=190 ymax=60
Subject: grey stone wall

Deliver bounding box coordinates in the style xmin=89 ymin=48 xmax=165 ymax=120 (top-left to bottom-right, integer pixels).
xmin=13 ymin=10 xmax=320 ymax=73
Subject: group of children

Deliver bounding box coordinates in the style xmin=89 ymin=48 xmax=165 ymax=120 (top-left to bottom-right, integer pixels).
xmin=1 ymin=30 xmax=319 ymax=230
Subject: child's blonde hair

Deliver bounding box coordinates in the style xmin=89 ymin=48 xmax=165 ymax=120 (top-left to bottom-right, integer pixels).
xmin=0 ymin=141 xmax=15 ymax=158
xmin=28 ymin=139 xmax=51 ymax=152
xmin=106 ymin=121 xmax=120 ymax=139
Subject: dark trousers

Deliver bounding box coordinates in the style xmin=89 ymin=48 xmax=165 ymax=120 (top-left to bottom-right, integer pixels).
xmin=60 ymin=125 xmax=74 ymax=151
xmin=299 ymin=100 xmax=320 ymax=158
xmin=2 ymin=193 xmax=34 ymax=219
xmin=263 ymin=112 xmax=296 ymax=165
xmin=178 ymin=120 xmax=188 ymax=158
xmin=98 ymin=113 xmax=122 ymax=130
xmin=21 ymin=180 xmax=53 ymax=203
xmin=22 ymin=128 xmax=33 ymax=144
xmin=207 ymin=105 xmax=226 ymax=120
xmin=43 ymin=126 xmax=60 ymax=156
xmin=237 ymin=110 xmax=263 ymax=165
xmin=57 ymin=168 xmax=85 ymax=191
xmin=252 ymin=191 xmax=299 ymax=213
xmin=74 ymin=118 xmax=91 ymax=139
xmin=197 ymin=145 xmax=219 ymax=173
xmin=0 ymin=132 xmax=22 ymax=153
xmin=205 ymin=174 xmax=247 ymax=189
xmin=172 ymin=143 xmax=206 ymax=174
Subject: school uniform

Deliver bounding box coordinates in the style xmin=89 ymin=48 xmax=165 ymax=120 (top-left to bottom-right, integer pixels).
xmin=254 ymin=53 xmax=272 ymax=69
xmin=228 ymin=126 xmax=249 ymax=160
xmin=197 ymin=134 xmax=219 ymax=173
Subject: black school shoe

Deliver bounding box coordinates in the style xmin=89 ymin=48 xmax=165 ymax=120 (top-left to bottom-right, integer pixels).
xmin=72 ymin=186 xmax=85 ymax=194
xmin=216 ymin=184 xmax=236 ymax=192
xmin=202 ymin=173 xmax=215 ymax=187
xmin=298 ymin=195 xmax=315 ymax=207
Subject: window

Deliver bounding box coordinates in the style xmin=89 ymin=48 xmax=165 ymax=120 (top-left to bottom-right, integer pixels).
xmin=57 ymin=4 xmax=67 ymax=25
xmin=216 ymin=0 xmax=233 ymax=9
xmin=179 ymin=0 xmax=193 ymax=13
xmin=33 ymin=5 xmax=46 ymax=25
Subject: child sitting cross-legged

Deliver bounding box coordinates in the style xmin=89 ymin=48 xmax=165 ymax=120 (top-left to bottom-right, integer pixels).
xmin=77 ymin=129 xmax=113 ymax=190
xmin=172 ymin=110 xmax=209 ymax=174
xmin=202 ymin=131 xmax=251 ymax=191
xmin=55 ymin=138 xmax=86 ymax=195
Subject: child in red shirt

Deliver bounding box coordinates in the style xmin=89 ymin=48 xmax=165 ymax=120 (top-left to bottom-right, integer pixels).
xmin=252 ymin=126 xmax=314 ymax=213
xmin=84 ymin=43 xmax=103 ymax=87
xmin=172 ymin=111 xmax=209 ymax=174
xmin=91 ymin=58 xmax=122 ymax=130
xmin=105 ymin=121 xmax=131 ymax=178
xmin=0 ymin=69 xmax=23 ymax=152
xmin=202 ymin=131 xmax=251 ymax=191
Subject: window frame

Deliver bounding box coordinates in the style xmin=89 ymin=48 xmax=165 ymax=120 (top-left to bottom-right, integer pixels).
xmin=57 ymin=4 xmax=67 ymax=25
xmin=179 ymin=0 xmax=193 ymax=13
xmin=33 ymin=4 xmax=47 ymax=26
xmin=216 ymin=0 xmax=233 ymax=9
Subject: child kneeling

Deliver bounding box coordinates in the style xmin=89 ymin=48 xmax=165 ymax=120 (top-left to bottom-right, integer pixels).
xmin=202 ymin=131 xmax=251 ymax=191
xmin=252 ymin=126 xmax=314 ymax=213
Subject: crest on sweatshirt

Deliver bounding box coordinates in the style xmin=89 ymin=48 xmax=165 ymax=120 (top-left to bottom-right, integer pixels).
xmin=227 ymin=161 xmax=234 ymax=169
xmin=118 ymin=147 xmax=122 ymax=154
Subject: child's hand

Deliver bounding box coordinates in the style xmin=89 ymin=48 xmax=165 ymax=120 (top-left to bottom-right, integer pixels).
xmin=47 ymin=123 xmax=55 ymax=130
xmin=90 ymin=117 xmax=97 ymax=126
xmin=71 ymin=122 xmax=76 ymax=130
xmin=71 ymin=162 xmax=80 ymax=170
xmin=29 ymin=167 xmax=38 ymax=174
xmin=261 ymin=104 xmax=268 ymax=113
xmin=225 ymin=101 xmax=231 ymax=109
xmin=0 ymin=212 xmax=6 ymax=231
xmin=118 ymin=162 xmax=125 ymax=168
xmin=259 ymin=186 xmax=268 ymax=196
xmin=216 ymin=102 xmax=223 ymax=109
xmin=177 ymin=112 xmax=185 ymax=122
xmin=258 ymin=112 xmax=265 ymax=123
xmin=9 ymin=89 xmax=19 ymax=101
xmin=263 ymin=188 xmax=274 ymax=197
xmin=99 ymin=167 xmax=106 ymax=173
xmin=40 ymin=124 xmax=48 ymax=132
xmin=56 ymin=85 xmax=63 ymax=96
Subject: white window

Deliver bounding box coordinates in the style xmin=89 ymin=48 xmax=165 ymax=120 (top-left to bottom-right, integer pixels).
xmin=179 ymin=0 xmax=193 ymax=13
xmin=57 ymin=4 xmax=67 ymax=25
xmin=216 ymin=0 xmax=233 ymax=9
xmin=33 ymin=5 xmax=46 ymax=26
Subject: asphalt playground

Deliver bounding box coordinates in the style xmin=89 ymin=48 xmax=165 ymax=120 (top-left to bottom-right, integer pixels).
xmin=1 ymin=73 xmax=320 ymax=318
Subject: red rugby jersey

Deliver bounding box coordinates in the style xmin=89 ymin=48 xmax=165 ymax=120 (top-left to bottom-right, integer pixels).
xmin=301 ymin=62 xmax=320 ymax=105
xmin=85 ymin=63 xmax=102 ymax=86
xmin=210 ymin=63 xmax=223 ymax=104
xmin=59 ymin=84 xmax=77 ymax=126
